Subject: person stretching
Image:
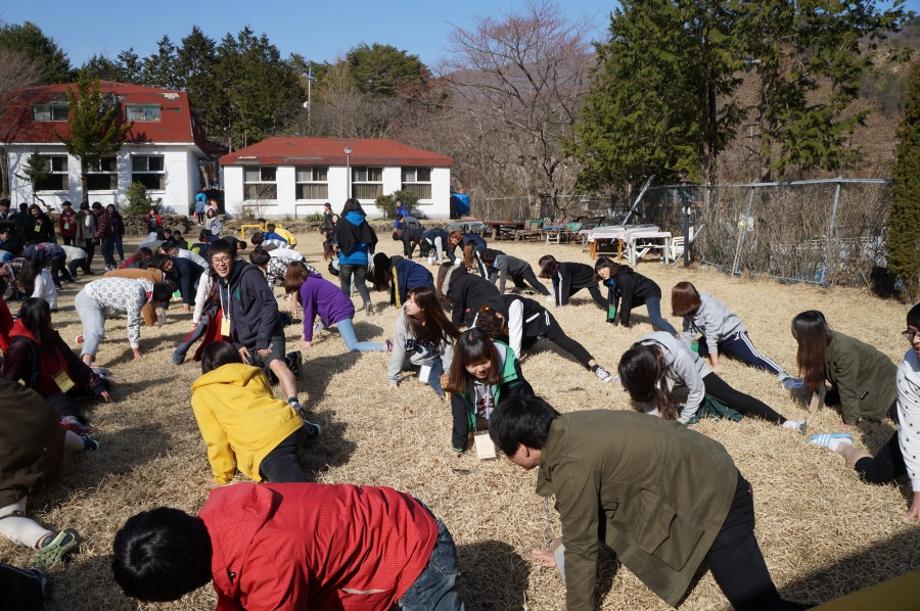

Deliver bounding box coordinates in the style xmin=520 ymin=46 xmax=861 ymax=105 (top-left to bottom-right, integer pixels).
xmin=481 ymin=251 xmax=550 ymax=296
xmin=437 ymin=263 xmax=506 ymax=329
xmin=618 ymin=331 xmax=806 ymax=431
xmin=371 ymin=252 xmax=434 ymax=307
xmin=672 ymin=281 xmax=786 ymax=376
xmin=538 ymin=255 xmax=605 ymax=309
xmin=285 ymin=261 xmax=390 ymax=353
xmin=594 ymin=257 xmax=677 ymax=334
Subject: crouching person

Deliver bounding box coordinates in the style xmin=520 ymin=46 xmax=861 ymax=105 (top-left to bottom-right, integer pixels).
xmin=112 ymin=482 xmax=465 ymax=610
xmin=191 ymin=341 xmax=321 ymax=484
xmin=489 ymin=396 xmax=806 ymax=611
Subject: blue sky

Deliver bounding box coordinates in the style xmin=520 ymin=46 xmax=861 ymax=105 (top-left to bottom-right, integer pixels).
xmin=1 ymin=0 xmax=916 ymax=71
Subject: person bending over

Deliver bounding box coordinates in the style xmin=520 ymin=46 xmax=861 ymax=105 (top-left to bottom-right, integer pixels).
xmin=594 ymin=257 xmax=676 ymax=334
xmin=538 ymin=255 xmax=604 ymax=309
xmin=112 ymin=481 xmax=464 ymax=610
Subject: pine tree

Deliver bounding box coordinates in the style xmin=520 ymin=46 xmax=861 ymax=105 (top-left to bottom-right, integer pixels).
xmin=59 ymin=72 xmax=132 ymax=200
xmin=889 ymin=60 xmax=920 ymax=301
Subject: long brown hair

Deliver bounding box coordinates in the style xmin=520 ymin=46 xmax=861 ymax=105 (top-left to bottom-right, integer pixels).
xmin=444 ymin=328 xmax=501 ymax=394
xmin=462 ymin=243 xmax=476 ymax=271
xmin=617 ymin=342 xmax=679 ymax=420
xmin=284 ymin=261 xmax=315 ymax=305
xmin=406 ymin=286 xmax=460 ymax=346
xmin=474 ymin=304 xmax=507 ymax=339
xmin=671 ymin=281 xmax=702 ymax=317
xmin=538 ymin=254 xmax=558 ymax=279
xmin=792 ymin=310 xmax=832 ymax=391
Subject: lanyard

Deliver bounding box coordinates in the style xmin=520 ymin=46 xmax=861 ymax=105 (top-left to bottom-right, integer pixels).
xmin=218 ymin=282 xmax=231 ymax=320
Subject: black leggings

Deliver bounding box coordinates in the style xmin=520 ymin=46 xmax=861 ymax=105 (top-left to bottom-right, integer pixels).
xmin=259 ymin=428 xmax=310 ymax=483
xmin=523 ymin=317 xmax=593 ymax=368
xmin=517 ymin=267 xmax=550 ymax=296
xmin=706 ymin=472 xmax=806 ymax=610
xmin=854 ymin=400 xmax=905 ymax=485
xmin=703 ymin=373 xmax=786 ymax=425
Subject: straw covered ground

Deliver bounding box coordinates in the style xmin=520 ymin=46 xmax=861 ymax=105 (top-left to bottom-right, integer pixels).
xmin=3 ymin=229 xmax=919 ymax=611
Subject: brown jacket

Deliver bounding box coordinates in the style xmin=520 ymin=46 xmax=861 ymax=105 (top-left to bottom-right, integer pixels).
xmin=537 ymin=411 xmax=737 ymax=609
xmin=0 ymin=376 xmax=64 ymax=507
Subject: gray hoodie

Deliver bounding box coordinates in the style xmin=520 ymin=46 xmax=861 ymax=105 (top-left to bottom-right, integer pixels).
xmin=639 ymin=331 xmax=713 ymax=424
xmin=387 ymin=308 xmax=454 ymax=383
xmin=682 ymin=292 xmax=746 ymax=356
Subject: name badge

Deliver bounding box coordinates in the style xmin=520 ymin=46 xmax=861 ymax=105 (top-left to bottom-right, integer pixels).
xmin=53 ymin=370 xmax=75 ymax=393
xmin=418 ymin=365 xmax=431 ymax=384
xmin=33 ymin=225 xmax=40 ymax=232
xmin=63 ymin=223 xmax=70 ymax=230
xmin=220 ymin=316 xmax=231 ymax=337
xmin=474 ymin=431 xmax=496 ymax=460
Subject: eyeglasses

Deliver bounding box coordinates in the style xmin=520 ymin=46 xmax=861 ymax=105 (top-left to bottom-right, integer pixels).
xmin=902 ymin=329 xmax=920 ymax=341
xmin=211 ymin=256 xmax=232 ymax=265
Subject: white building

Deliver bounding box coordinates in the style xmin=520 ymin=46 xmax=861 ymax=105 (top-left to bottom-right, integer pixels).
xmin=1 ymin=81 xmax=214 ymax=213
xmin=221 ymin=136 xmax=454 ymax=219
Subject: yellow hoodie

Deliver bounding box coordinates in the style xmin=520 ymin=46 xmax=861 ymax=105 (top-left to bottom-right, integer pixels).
xmin=190 ymin=363 xmax=303 ymax=484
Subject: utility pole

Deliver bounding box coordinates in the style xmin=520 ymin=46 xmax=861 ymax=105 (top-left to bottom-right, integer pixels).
xmin=303 ymin=66 xmax=316 ymax=131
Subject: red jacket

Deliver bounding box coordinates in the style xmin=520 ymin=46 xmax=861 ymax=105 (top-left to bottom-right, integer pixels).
xmin=200 ymin=482 xmax=438 ymax=611
xmin=59 ymin=208 xmax=77 ymax=238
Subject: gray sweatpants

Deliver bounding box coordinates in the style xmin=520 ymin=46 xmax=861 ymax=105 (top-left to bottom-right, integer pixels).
xmin=74 ymin=289 xmax=105 ymax=356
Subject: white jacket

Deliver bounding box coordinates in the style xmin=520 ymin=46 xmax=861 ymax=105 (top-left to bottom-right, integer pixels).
xmin=32 ymin=269 xmax=58 ymax=310
xmin=897 ymin=349 xmax=920 ymax=491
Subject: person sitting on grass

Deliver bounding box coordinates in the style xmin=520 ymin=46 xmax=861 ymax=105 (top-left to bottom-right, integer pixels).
xmin=538 ymin=254 xmax=605 ymax=309
xmin=2 ymin=298 xmax=111 ymax=433
xmin=594 ymin=257 xmax=677 ymax=334
xmin=387 ymin=286 xmax=458 ymax=398
xmin=0 ymin=377 xmax=98 ymax=569
xmin=808 ymin=303 xmax=920 ymax=519
xmin=443 ymin=327 xmax=533 ymax=454
xmin=285 ymin=261 xmax=390 ymax=353
xmin=672 ymin=281 xmax=787 ymax=376
xmin=74 ymin=277 xmax=173 ymax=366
xmin=475 ymin=294 xmax=615 ymax=384
xmin=191 ymin=341 xmax=320 ymax=485
xmin=112 ymin=481 xmax=464 ymax=610
xmin=371 ymin=252 xmax=434 ymax=308
xmin=488 ymin=396 xmax=809 ymax=611
xmin=618 ymin=331 xmax=807 ymax=432
xmin=792 ymin=310 xmax=899 ymax=426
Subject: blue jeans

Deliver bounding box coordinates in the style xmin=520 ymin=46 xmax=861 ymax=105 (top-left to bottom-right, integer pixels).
xmin=645 ymin=297 xmax=678 ymax=335
xmin=398 ymin=520 xmax=464 ymax=611
xmin=335 ymin=318 xmax=387 ymax=352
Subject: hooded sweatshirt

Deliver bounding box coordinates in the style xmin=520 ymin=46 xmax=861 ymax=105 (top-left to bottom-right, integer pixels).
xmin=336 ymin=210 xmax=377 ymax=266
xmin=897 ymin=349 xmax=920 ymax=491
xmin=299 ymin=271 xmax=355 ymax=342
xmin=190 ymin=363 xmax=304 ymax=483
xmin=217 ymin=261 xmax=281 ymax=350
xmin=637 ymin=331 xmax=713 ymax=424
xmin=389 ymin=256 xmax=434 ymax=306
xmin=387 ymin=308 xmax=455 ymax=383
xmin=446 ymin=266 xmax=506 ymax=328
xmin=201 ymin=482 xmax=437 ymax=611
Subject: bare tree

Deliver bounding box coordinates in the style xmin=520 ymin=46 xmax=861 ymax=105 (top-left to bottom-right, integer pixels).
xmin=0 ymin=48 xmax=43 ymax=196
xmin=444 ymin=0 xmax=593 ymax=217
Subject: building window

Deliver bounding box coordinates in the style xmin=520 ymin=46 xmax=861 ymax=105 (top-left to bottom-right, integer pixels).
xmin=244 ymin=166 xmax=277 ymax=200
xmin=86 ymin=156 xmax=118 ymax=191
xmin=126 ymin=104 xmax=161 ymax=122
xmin=131 ymin=155 xmax=165 ymax=190
xmin=296 ymin=166 xmax=328 ymax=199
xmin=32 ymin=103 xmax=69 ymax=122
xmin=351 ymin=166 xmax=383 ymax=200
xmin=33 ymin=155 xmax=69 ymax=191
xmin=401 ymin=167 xmax=432 ymax=199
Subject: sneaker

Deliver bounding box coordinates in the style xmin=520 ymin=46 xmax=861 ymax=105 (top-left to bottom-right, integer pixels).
xmin=782 ymin=419 xmax=807 ymax=434
xmin=808 ymin=432 xmax=853 ymax=451
xmin=59 ymin=416 xmax=89 ymax=435
xmin=592 ymin=365 xmax=614 ymax=383
xmin=365 ymin=302 xmax=374 ymax=317
xmin=172 ymin=349 xmax=187 ymax=365
xmin=91 ymin=367 xmax=111 ymax=379
xmin=32 ymin=528 xmax=80 ymax=569
xmin=80 ymin=434 xmax=100 ymax=451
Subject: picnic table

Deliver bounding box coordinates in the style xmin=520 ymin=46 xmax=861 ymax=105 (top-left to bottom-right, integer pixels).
xmin=582 ymin=224 xmax=660 ymax=259
xmin=482 ymin=220 xmax=525 ymax=240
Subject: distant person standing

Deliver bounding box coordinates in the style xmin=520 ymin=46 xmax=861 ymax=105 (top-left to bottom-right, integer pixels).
xmin=75 ymin=202 xmax=96 ymax=275
xmin=25 ymin=205 xmax=55 ymax=245
xmin=334 ymin=198 xmax=377 ymax=317
xmin=107 ymin=204 xmax=126 ymax=262
xmin=58 ymin=201 xmax=77 ymax=246
xmin=144 ymin=208 xmax=162 ymax=234
xmin=93 ymin=203 xmax=117 ymax=272
xmin=194 ymin=191 xmax=207 ymax=224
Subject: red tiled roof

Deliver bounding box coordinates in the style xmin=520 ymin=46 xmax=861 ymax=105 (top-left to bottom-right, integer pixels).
xmin=0 ymin=80 xmax=213 ymax=153
xmin=220 ymin=136 xmax=454 ymax=168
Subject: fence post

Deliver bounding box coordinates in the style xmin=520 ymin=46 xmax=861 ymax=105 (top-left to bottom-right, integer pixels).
xmin=731 ymin=186 xmax=756 ymax=276
xmin=824 ymin=181 xmax=842 ymax=285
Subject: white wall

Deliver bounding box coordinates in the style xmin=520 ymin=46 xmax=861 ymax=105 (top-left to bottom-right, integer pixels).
xmin=222 ymin=163 xmax=453 ymax=220
xmin=7 ymin=144 xmax=202 ymax=214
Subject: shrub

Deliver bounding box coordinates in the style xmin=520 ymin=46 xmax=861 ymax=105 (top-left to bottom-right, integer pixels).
xmin=375 ymin=189 xmax=419 ymax=219
xmin=125 ymin=181 xmax=162 ymax=215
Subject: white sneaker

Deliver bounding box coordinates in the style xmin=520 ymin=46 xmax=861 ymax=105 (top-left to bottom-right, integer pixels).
xmin=592 ymin=365 xmax=614 ymax=383
xmin=808 ymin=432 xmax=853 ymax=452
xmin=544 ymin=295 xmax=555 ymax=305
xmin=783 ymin=419 xmax=807 ymax=434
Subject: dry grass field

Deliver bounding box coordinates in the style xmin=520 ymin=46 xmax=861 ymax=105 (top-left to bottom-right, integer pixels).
xmin=3 ymin=229 xmax=919 ymax=611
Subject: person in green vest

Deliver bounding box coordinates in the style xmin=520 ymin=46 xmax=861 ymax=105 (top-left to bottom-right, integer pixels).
xmin=443 ymin=326 xmax=533 ymax=454
xmin=489 ymin=395 xmax=808 ymax=611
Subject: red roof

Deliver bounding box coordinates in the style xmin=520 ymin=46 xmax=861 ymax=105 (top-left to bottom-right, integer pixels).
xmin=0 ymin=80 xmax=213 ymax=153
xmin=220 ymin=136 xmax=454 ymax=168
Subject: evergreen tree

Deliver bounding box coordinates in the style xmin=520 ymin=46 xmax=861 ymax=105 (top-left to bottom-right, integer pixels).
xmin=345 ymin=43 xmax=430 ymax=97
xmin=59 ymin=72 xmax=132 ymax=199
xmin=0 ymin=21 xmax=72 ymax=83
xmin=141 ymin=36 xmax=180 ymax=88
xmin=116 ymin=48 xmax=143 ymax=83
xmin=176 ymin=27 xmax=223 ymax=140
xmin=81 ymin=54 xmax=123 ymax=81
xmin=889 ymin=60 xmax=920 ymax=301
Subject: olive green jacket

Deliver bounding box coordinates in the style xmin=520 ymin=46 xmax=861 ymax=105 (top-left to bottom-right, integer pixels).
xmin=536 ymin=411 xmax=737 ymax=610
xmin=823 ymin=331 xmax=898 ymax=425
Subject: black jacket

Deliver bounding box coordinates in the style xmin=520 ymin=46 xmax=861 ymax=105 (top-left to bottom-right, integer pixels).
xmin=174 ymin=256 xmax=204 ymax=305
xmin=398 ymin=226 xmax=424 ymax=258
xmin=553 ymin=262 xmax=604 ymax=307
xmin=25 ymin=214 xmax=55 ymax=245
xmin=217 ymin=260 xmax=281 ymax=350
xmin=447 ymin=267 xmax=506 ymax=328
xmin=502 ymin=294 xmax=552 ymax=338
xmin=609 ymin=266 xmax=662 ymax=326
xmin=334 ymin=214 xmax=378 ymax=256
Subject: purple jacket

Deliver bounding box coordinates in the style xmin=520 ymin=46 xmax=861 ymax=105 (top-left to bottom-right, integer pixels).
xmin=300 ymin=272 xmax=355 ymax=342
